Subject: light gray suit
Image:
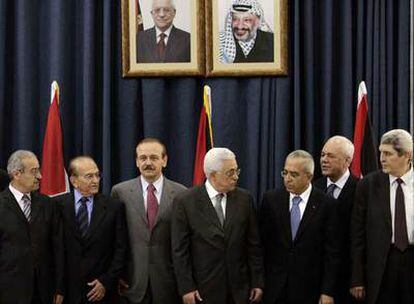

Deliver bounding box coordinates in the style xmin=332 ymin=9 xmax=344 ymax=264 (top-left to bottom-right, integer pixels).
xmin=111 ymin=176 xmax=186 ymax=304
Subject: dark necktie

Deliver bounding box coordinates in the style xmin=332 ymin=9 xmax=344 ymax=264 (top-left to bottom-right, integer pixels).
xmin=77 ymin=197 xmax=89 ymax=237
xmin=22 ymin=194 xmax=31 ymax=222
xmin=326 ymin=183 xmax=337 ymax=198
xmin=290 ymin=196 xmax=301 ymax=240
xmin=147 ymin=184 xmax=158 ymax=230
xmin=214 ymin=194 xmax=225 ymax=227
xmin=157 ymin=32 xmax=166 ymax=59
xmin=394 ymin=178 xmax=408 ymax=251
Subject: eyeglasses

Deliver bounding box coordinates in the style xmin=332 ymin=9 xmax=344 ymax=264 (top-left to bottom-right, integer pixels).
xmin=80 ymin=172 xmax=101 ymax=181
xmin=280 ymin=170 xmax=300 ymax=179
xmin=20 ymin=168 xmax=41 ymax=177
xmin=151 ymin=7 xmax=175 ymax=15
xmin=224 ymin=168 xmax=241 ymax=178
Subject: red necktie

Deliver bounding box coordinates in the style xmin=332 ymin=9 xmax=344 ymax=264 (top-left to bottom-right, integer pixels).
xmin=157 ymin=32 xmax=166 ymax=59
xmin=394 ymin=178 xmax=408 ymax=251
xmin=147 ymin=183 xmax=158 ymax=230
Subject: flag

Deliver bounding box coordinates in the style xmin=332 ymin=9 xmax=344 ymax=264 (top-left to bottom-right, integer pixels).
xmin=351 ymin=81 xmax=379 ymax=178
xmin=136 ymin=0 xmax=144 ymax=32
xmin=193 ymin=85 xmax=214 ymax=185
xmin=40 ymin=81 xmax=70 ymax=196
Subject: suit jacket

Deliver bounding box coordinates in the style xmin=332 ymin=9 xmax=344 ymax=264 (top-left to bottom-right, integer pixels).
xmin=259 ymin=187 xmax=340 ymax=304
xmin=350 ymin=170 xmax=396 ymax=304
xmin=111 ymin=176 xmax=186 ymax=303
xmin=56 ymin=192 xmax=127 ymax=304
xmin=137 ymin=26 xmax=190 ymax=63
xmin=234 ymin=30 xmax=274 ymax=63
xmin=314 ymin=175 xmax=359 ymax=304
xmin=0 ymin=169 xmax=9 ymax=191
xmin=0 ymin=188 xmax=64 ymax=304
xmin=171 ymin=185 xmax=264 ymax=304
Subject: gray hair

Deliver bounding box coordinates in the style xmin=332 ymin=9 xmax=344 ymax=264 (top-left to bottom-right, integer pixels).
xmin=7 ymin=150 xmax=38 ymax=176
xmin=325 ymin=135 xmax=355 ymax=160
xmin=380 ymin=129 xmax=413 ymax=156
xmin=286 ymin=150 xmax=315 ymax=174
xmin=204 ymin=148 xmax=236 ymax=178
xmin=68 ymin=155 xmax=96 ymax=177
xmin=152 ymin=0 xmax=176 ymax=10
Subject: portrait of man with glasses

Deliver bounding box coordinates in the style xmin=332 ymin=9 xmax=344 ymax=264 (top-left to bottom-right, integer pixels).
xmin=136 ymin=0 xmax=191 ymax=63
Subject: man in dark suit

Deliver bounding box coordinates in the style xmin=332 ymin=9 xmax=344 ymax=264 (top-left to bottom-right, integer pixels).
xmin=260 ymin=150 xmax=340 ymax=304
xmin=172 ymin=147 xmax=264 ymax=304
xmin=0 ymin=150 xmax=64 ymax=304
xmin=136 ymin=0 xmax=190 ymax=63
xmin=351 ymin=129 xmax=413 ymax=304
xmin=111 ymin=138 xmax=186 ymax=304
xmin=219 ymin=0 xmax=274 ymax=63
xmin=0 ymin=168 xmax=9 ymax=191
xmin=314 ymin=136 xmax=359 ymax=304
xmin=56 ymin=156 xmax=127 ymax=304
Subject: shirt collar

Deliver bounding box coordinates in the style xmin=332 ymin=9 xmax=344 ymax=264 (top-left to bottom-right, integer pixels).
xmin=155 ymin=25 xmax=173 ymax=38
xmin=389 ymin=166 xmax=413 ymax=185
xmin=289 ymin=183 xmax=312 ymax=204
xmin=74 ymin=189 xmax=94 ymax=203
xmin=9 ymin=184 xmax=31 ymax=201
xmin=327 ymin=169 xmax=350 ymax=190
xmin=205 ymin=179 xmax=224 ymax=200
xmin=141 ymin=175 xmax=164 ymax=193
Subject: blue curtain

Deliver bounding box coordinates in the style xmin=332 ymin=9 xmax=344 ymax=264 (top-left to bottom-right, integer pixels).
xmin=0 ymin=0 xmax=410 ymax=202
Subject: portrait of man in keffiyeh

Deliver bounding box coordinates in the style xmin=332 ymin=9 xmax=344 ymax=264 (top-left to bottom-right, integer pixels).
xmin=219 ymin=0 xmax=274 ymax=64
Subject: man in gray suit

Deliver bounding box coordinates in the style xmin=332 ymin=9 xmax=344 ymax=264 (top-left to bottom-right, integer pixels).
xmin=111 ymin=138 xmax=186 ymax=304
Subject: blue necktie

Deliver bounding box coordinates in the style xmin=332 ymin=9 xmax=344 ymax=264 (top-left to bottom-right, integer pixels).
xmin=326 ymin=183 xmax=337 ymax=198
xmin=77 ymin=197 xmax=89 ymax=237
xmin=290 ymin=196 xmax=301 ymax=240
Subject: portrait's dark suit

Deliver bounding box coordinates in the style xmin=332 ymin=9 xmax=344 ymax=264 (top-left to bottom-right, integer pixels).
xmin=0 ymin=169 xmax=9 ymax=191
xmin=314 ymin=174 xmax=359 ymax=304
xmin=56 ymin=192 xmax=127 ymax=304
xmin=234 ymin=30 xmax=274 ymax=63
xmin=259 ymin=187 xmax=340 ymax=304
xmin=171 ymin=185 xmax=264 ymax=304
xmin=111 ymin=177 xmax=186 ymax=304
xmin=136 ymin=26 xmax=190 ymax=63
xmin=351 ymin=170 xmax=408 ymax=304
xmin=0 ymin=188 xmax=64 ymax=304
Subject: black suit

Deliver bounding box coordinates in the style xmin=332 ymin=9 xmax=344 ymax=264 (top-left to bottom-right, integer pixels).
xmin=137 ymin=26 xmax=190 ymax=63
xmin=351 ymin=170 xmax=413 ymax=304
xmin=56 ymin=192 xmax=127 ymax=304
xmin=0 ymin=169 xmax=9 ymax=191
xmin=234 ymin=30 xmax=274 ymax=63
xmin=259 ymin=187 xmax=340 ymax=304
xmin=0 ymin=188 xmax=64 ymax=304
xmin=314 ymin=175 xmax=359 ymax=304
xmin=171 ymin=185 xmax=264 ymax=304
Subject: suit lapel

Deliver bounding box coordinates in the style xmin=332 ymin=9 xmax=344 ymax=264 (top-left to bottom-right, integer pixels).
xmin=4 ymin=189 xmax=28 ymax=224
xmin=84 ymin=194 xmax=107 ymax=242
xmin=29 ymin=192 xmax=41 ymax=223
xmin=281 ymin=191 xmax=293 ymax=246
xmin=197 ymin=185 xmax=224 ymax=232
xmin=294 ymin=188 xmax=320 ymax=241
xmin=153 ymin=178 xmax=172 ymax=229
xmin=224 ymin=190 xmax=236 ymax=230
xmin=129 ymin=178 xmax=148 ymax=227
xmin=62 ymin=193 xmax=82 ymax=241
xmin=378 ymin=173 xmax=392 ymax=230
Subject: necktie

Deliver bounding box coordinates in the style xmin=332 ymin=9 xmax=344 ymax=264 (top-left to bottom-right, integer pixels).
xmin=77 ymin=197 xmax=89 ymax=237
xmin=326 ymin=183 xmax=337 ymax=198
xmin=157 ymin=32 xmax=166 ymax=59
xmin=290 ymin=196 xmax=301 ymax=240
xmin=214 ymin=194 xmax=225 ymax=227
xmin=394 ymin=178 xmax=408 ymax=251
xmin=22 ymin=194 xmax=31 ymax=222
xmin=147 ymin=184 xmax=158 ymax=230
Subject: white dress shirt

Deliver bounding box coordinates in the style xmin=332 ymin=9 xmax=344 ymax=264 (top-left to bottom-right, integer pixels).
xmin=327 ymin=169 xmax=351 ymax=199
xmin=289 ymin=184 xmax=312 ymax=220
xmin=141 ymin=175 xmax=164 ymax=211
xmin=205 ymin=179 xmax=227 ymax=217
xmin=9 ymin=184 xmax=31 ymax=213
xmin=155 ymin=25 xmax=173 ymax=45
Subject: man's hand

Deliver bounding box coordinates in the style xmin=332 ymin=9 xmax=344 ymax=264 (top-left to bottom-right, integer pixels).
xmin=249 ymin=288 xmax=263 ymax=302
xmin=319 ymin=294 xmax=334 ymax=304
xmin=118 ymin=278 xmax=130 ymax=295
xmin=182 ymin=290 xmax=203 ymax=304
xmin=87 ymin=279 xmax=106 ymax=302
xmin=53 ymin=293 xmax=64 ymax=304
xmin=350 ymin=286 xmax=365 ymax=301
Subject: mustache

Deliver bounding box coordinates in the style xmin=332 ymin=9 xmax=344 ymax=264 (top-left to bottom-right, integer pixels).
xmin=143 ymin=165 xmax=155 ymax=170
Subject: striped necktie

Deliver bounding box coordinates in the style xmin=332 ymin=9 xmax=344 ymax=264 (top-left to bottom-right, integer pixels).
xmin=22 ymin=194 xmax=31 ymax=222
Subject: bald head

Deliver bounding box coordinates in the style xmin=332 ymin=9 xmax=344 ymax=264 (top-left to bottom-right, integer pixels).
xmin=320 ymin=136 xmax=354 ymax=182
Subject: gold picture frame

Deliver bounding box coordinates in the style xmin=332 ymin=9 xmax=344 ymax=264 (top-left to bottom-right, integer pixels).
xmin=206 ymin=0 xmax=288 ymax=77
xmin=122 ymin=0 xmax=205 ymax=77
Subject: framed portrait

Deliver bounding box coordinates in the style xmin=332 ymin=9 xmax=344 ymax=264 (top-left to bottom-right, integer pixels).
xmin=121 ymin=0 xmax=205 ymax=77
xmin=206 ymin=0 xmax=288 ymax=77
